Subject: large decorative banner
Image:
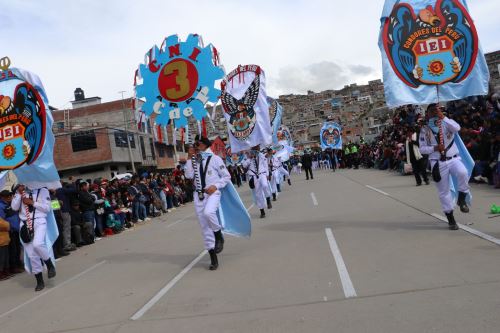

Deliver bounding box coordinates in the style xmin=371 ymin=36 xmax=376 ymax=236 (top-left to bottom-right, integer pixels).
xmin=225 ymin=144 xmax=244 ymax=166
xmin=210 ymin=136 xmax=226 ymax=160
xmin=0 ymin=63 xmax=61 ymax=190
xmin=0 ymin=60 xmax=60 ymax=274
xmin=320 ymin=122 xmax=342 ymax=151
xmin=277 ymin=124 xmax=293 ymax=147
xmin=379 ymin=0 xmax=489 ymax=108
xmin=221 ymin=65 xmax=272 ymax=153
xmin=267 ymin=97 xmax=283 ymax=144
xmin=134 ymin=34 xmax=224 ymax=128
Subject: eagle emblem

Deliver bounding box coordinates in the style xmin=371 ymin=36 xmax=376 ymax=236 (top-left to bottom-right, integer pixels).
xmin=0 ymin=81 xmax=46 ymax=170
xmin=221 ymin=74 xmax=260 ymax=141
xmin=382 ymin=0 xmax=478 ymax=87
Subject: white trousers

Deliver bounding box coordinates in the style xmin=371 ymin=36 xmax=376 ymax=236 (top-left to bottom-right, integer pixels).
xmin=270 ymin=170 xmax=280 ymax=193
xmin=22 ymin=218 xmax=50 ymax=274
xmin=252 ymin=175 xmax=271 ymax=209
xmin=194 ymin=191 xmax=222 ymax=250
xmin=431 ymin=157 xmax=470 ymax=213
xmin=279 ymin=166 xmax=290 ymax=180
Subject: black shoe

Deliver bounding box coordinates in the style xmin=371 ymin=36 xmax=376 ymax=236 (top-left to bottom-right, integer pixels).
xmin=288 ymin=179 xmax=291 ymax=186
xmin=260 ymin=209 xmax=266 ymax=219
xmin=424 ymin=180 xmax=430 ymax=185
xmin=214 ymin=230 xmax=224 ymax=254
xmin=266 ymin=197 xmax=272 ymax=209
xmin=445 ymin=212 xmax=459 ymax=230
xmin=457 ymin=192 xmax=469 ymax=213
xmin=44 ymin=259 xmax=56 ymax=279
xmin=416 ymin=183 xmax=422 ymax=186
xmin=306 ymin=178 xmax=309 ymax=180
xmin=272 ymin=193 xmax=277 ymax=201
xmin=208 ymin=249 xmax=218 ymax=270
xmin=35 ymin=273 xmax=45 ymax=292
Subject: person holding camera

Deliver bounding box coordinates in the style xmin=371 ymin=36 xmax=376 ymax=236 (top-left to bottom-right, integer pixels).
xmin=11 ymin=185 xmax=56 ymax=291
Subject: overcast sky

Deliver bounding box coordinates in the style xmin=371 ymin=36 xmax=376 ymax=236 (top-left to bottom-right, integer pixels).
xmin=3 ymin=0 xmax=499 ymax=108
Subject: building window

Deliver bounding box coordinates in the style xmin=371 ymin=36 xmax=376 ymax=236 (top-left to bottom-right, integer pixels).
xmin=114 ymin=130 xmax=136 ymax=148
xmin=71 ymin=130 xmax=97 ymax=152
xmin=158 ymin=144 xmax=166 ymax=158
xmin=166 ymin=146 xmax=174 ymax=158
xmin=149 ymin=138 xmax=156 ymax=160
xmin=139 ymin=136 xmax=146 ymax=160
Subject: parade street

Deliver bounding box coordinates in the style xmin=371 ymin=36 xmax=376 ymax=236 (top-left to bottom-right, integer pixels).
xmin=1 ymin=169 xmax=499 ymax=333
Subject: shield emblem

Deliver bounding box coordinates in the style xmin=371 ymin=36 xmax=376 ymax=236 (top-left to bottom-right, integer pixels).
xmin=413 ymin=36 xmax=458 ymax=85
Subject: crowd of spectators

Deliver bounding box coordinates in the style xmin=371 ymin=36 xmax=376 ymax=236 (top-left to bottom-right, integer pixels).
xmin=357 ymin=94 xmax=500 ymax=188
xmin=0 ymin=169 xmax=196 ymax=281
xmin=287 ymin=94 xmax=499 ymax=189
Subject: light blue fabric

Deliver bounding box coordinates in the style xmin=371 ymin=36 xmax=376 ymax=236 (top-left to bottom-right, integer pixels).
xmin=379 ymin=0 xmax=490 ymax=108
xmin=217 ymin=183 xmax=251 ymax=238
xmin=450 ymin=134 xmax=474 ymax=204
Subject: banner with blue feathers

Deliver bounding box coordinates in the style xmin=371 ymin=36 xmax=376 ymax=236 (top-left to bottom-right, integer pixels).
xmin=320 ymin=122 xmax=342 ymax=151
xmin=379 ymin=0 xmax=490 ymax=108
xmin=0 ymin=65 xmax=60 ymax=274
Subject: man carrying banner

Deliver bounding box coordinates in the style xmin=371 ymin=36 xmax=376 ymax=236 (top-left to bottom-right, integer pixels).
xmin=11 ymin=185 xmax=56 ymax=291
xmin=185 ymin=136 xmax=230 ymax=270
xmin=243 ymin=145 xmax=272 ymax=218
xmin=419 ymin=104 xmax=470 ymax=230
xmin=266 ymin=148 xmax=281 ymax=201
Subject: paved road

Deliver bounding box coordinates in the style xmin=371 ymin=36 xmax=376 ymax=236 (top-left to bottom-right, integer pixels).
xmin=1 ymin=169 xmax=499 ymax=333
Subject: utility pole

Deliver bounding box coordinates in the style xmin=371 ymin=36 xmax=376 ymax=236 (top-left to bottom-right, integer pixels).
xmin=119 ymin=91 xmax=136 ymax=174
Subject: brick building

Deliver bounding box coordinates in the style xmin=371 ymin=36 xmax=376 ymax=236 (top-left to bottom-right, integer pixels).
xmin=52 ymin=90 xmax=178 ymax=180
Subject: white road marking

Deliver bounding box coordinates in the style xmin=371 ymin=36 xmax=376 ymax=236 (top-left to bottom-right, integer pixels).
xmin=166 ymin=213 xmax=195 ymax=229
xmin=310 ymin=192 xmax=319 ymax=206
xmin=324 ymin=228 xmax=357 ymax=298
xmin=0 ymin=261 xmax=106 ymax=319
xmin=133 ymin=201 xmax=254 ymax=320
xmin=130 ymin=250 xmax=207 ymax=320
xmin=432 ymin=213 xmax=500 ymax=246
xmin=365 ymin=185 xmax=389 ymax=196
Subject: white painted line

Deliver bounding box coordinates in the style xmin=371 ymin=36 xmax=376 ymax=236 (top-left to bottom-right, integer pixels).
xmin=166 ymin=213 xmax=195 ymax=229
xmin=130 ymin=250 xmax=207 ymax=320
xmin=310 ymin=192 xmax=318 ymax=206
xmin=247 ymin=203 xmax=255 ymax=211
xmin=366 ymin=185 xmax=389 ymax=196
xmin=324 ymin=228 xmax=357 ymax=298
xmin=0 ymin=260 xmax=106 ymax=319
xmin=432 ymin=213 xmax=500 ymax=246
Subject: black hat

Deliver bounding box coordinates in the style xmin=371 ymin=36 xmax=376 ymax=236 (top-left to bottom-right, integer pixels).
xmin=427 ymin=103 xmax=438 ymax=112
xmin=0 ymin=190 xmax=12 ymax=197
xmin=195 ymin=135 xmax=211 ymax=147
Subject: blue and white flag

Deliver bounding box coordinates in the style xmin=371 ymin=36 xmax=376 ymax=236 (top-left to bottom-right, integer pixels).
xmin=0 ymin=67 xmax=61 ymax=189
xmin=320 ymin=122 xmax=342 ymax=151
xmin=277 ymin=125 xmax=293 ymax=147
xmin=267 ymin=97 xmax=283 ymax=144
xmin=379 ymin=0 xmax=490 ymax=108
xmin=221 ymin=65 xmax=272 ymax=153
xmin=0 ymin=65 xmax=60 ymax=274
